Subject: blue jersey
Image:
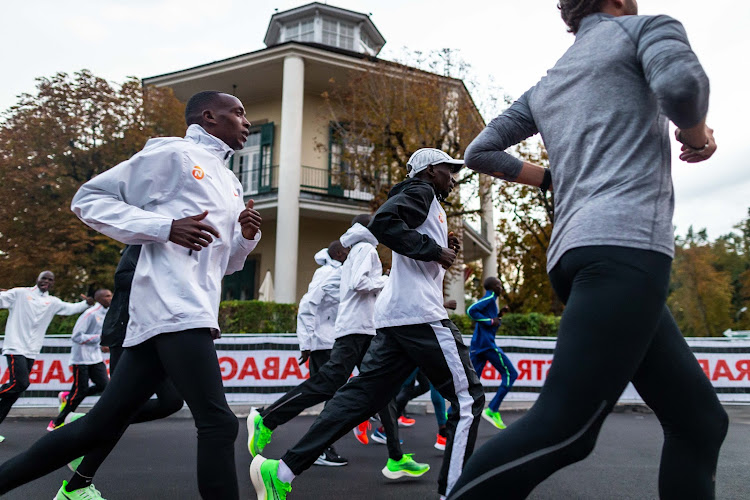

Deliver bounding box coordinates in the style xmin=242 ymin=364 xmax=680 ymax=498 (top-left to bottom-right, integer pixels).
xmin=467 ymin=291 xmax=500 ymax=354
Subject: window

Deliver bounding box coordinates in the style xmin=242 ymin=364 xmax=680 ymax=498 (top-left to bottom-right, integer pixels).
xmin=222 ymin=258 xmax=256 ymax=301
xmin=236 ymin=132 xmax=261 ymax=195
xmin=322 ymin=18 xmax=354 ymax=50
xmin=285 ymin=18 xmax=314 ymax=42
xmin=360 ymin=32 xmax=377 ymax=53
xmin=232 ymin=123 xmax=275 ymax=195
xmin=329 ymin=127 xmax=374 ymax=201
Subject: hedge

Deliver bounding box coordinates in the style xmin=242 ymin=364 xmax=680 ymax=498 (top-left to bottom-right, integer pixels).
xmin=0 ymin=301 xmax=298 ymax=335
xmin=1 ymin=303 xmax=559 ymax=337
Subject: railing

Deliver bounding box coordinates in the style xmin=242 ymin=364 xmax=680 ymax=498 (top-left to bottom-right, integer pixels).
xmin=235 ymin=165 xmax=375 ymax=202
xmin=301 ymin=165 xmax=374 ymax=202
xmin=238 ymin=165 xmax=279 ymax=196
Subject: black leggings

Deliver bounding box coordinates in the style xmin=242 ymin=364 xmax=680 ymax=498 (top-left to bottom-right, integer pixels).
xmin=72 ymin=344 xmax=184 ymax=479
xmin=0 ymin=356 xmax=35 ymax=425
xmin=0 ymin=329 xmax=238 ymax=499
xmin=450 ymin=246 xmax=728 ymax=500
xmin=52 ymin=362 xmax=109 ymax=426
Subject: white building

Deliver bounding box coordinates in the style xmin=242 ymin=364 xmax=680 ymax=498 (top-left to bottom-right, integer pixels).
xmin=143 ymin=2 xmax=497 ymax=309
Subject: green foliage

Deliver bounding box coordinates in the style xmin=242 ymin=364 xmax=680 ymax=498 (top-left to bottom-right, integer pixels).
xmin=669 ymin=222 xmax=747 ymax=336
xmin=498 ymin=313 xmax=561 ymax=337
xmin=1 ymin=303 xmax=560 ymax=338
xmin=217 ymin=301 xmax=298 ymax=333
xmin=0 ymin=70 xmax=186 ymax=300
xmin=0 ymin=301 xmax=299 ymax=336
xmin=449 ymin=313 xmax=474 ymax=337
xmin=451 ymin=311 xmax=560 ymax=337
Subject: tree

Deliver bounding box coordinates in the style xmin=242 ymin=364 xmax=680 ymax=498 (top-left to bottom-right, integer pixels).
xmin=492 ymin=139 xmax=561 ymax=314
xmin=712 ymin=208 xmax=750 ymax=329
xmin=0 ymin=70 xmax=185 ymax=298
xmin=668 ymin=228 xmax=733 ymax=336
xmin=318 ymin=49 xmax=488 ymax=285
xmin=319 ymin=49 xmax=486 ymax=210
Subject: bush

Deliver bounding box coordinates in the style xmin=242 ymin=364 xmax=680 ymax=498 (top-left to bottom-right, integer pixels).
xmin=1 ymin=302 xmax=559 ymax=337
xmin=218 ymin=300 xmax=297 ymax=333
xmin=0 ymin=301 xmax=298 ymax=336
xmin=449 ymin=314 xmax=474 ymax=336
xmin=499 ymin=312 xmax=561 ymax=337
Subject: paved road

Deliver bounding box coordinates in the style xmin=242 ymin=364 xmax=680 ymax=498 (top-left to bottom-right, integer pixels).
xmin=0 ymin=406 xmax=748 ymax=499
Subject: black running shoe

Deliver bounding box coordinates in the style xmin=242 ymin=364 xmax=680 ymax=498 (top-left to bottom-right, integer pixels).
xmin=313 ymin=446 xmax=348 ymax=467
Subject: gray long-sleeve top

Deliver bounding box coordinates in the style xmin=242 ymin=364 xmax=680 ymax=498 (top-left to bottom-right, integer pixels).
xmin=465 ymin=13 xmax=709 ymax=271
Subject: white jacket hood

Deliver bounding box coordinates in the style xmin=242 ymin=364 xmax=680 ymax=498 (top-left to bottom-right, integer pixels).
xmin=340 ymin=223 xmax=378 ymax=249
xmin=314 ymin=248 xmax=342 ymax=268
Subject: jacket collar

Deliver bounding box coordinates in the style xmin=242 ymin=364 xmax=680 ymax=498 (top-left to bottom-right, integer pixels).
xmin=576 ymin=13 xmax=615 ymax=38
xmin=185 ymin=124 xmax=235 ymax=162
xmin=31 ymin=286 xmax=48 ymax=297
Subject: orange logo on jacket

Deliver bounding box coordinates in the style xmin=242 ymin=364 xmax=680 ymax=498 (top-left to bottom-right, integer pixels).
xmin=439 ymin=213 xmax=445 ymax=223
xmin=192 ymin=166 xmax=205 ymax=180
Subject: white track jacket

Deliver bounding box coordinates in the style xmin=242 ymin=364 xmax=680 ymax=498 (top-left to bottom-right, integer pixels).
xmin=69 ymin=304 xmax=107 ymax=365
xmin=71 ymin=125 xmax=260 ymax=347
xmin=298 ymin=267 xmax=342 ymax=351
xmin=334 ymin=224 xmax=387 ymax=338
xmin=0 ymin=286 xmax=88 ymax=359
xmin=296 ymin=249 xmax=342 ymax=351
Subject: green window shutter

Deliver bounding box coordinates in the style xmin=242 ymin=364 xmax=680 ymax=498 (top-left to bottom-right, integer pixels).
xmin=259 ymin=122 xmax=274 ymax=192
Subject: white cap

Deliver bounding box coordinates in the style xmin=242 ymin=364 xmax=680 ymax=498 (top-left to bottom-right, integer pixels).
xmin=406 ymin=148 xmax=464 ymax=178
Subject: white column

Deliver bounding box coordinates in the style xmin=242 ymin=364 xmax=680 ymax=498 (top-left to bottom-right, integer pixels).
xmin=480 ymin=175 xmax=498 ymax=280
xmin=445 ymin=266 xmax=467 ymax=315
xmin=274 ymin=54 xmax=305 ymax=303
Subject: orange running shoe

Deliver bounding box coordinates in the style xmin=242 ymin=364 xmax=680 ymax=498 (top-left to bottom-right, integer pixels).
xmin=398 ymin=415 xmax=416 ymax=427
xmin=353 ymin=420 xmax=370 ymax=445
xmin=434 ymin=433 xmax=446 ymax=451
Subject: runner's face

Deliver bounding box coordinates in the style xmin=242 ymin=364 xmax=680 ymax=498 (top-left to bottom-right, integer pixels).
xmin=431 ymin=163 xmax=456 ymax=197
xmin=96 ymin=290 xmax=113 ymax=308
xmin=211 ymin=94 xmax=251 ymax=150
xmin=37 ymin=272 xmax=54 ymax=292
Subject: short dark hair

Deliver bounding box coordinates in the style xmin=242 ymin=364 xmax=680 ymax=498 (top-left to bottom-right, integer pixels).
xmin=185 ymin=91 xmax=224 ymax=126
xmin=351 ymin=214 xmax=372 ymax=227
xmin=483 ymin=276 xmax=499 ymax=290
xmin=558 ymin=0 xmax=606 ymax=34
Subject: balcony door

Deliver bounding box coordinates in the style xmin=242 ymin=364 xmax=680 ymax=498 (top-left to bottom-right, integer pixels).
xmin=232 ymin=122 xmax=274 ymax=195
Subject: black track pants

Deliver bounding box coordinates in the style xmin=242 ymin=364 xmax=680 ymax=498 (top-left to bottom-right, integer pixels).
xmin=0 ymin=329 xmax=239 ymax=500
xmin=308 ymin=349 xmax=332 ymax=377
xmin=52 ymin=362 xmax=109 ymax=426
xmin=73 ymin=344 xmax=184 ymax=480
xmin=0 ymin=356 xmax=35 ymax=425
xmin=282 ymin=319 xmax=485 ymax=497
xmin=449 ymin=246 xmax=728 ymax=500
xmin=261 ymin=334 xmax=372 ymax=430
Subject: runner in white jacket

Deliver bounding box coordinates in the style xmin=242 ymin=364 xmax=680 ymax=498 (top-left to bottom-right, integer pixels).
xmin=296 ymin=241 xmax=349 ymax=364
xmin=247 ymin=215 xmax=390 ymax=468
xmin=250 ymin=149 xmax=484 ymax=500
xmin=49 ymin=289 xmax=113 ymax=431
xmin=0 ymin=91 xmax=262 ymax=500
xmin=0 ymin=271 xmax=92 ymax=440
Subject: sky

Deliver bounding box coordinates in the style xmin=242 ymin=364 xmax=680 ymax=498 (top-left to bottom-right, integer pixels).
xmin=1 ymin=0 xmax=748 ymax=239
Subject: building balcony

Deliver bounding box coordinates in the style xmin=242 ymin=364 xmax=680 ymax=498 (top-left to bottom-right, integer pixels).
xmin=237 ymin=165 xmax=374 ymax=203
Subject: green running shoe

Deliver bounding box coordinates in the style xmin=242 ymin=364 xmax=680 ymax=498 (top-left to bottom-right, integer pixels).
xmin=482 ymin=408 xmax=506 ymax=429
xmin=381 ymin=453 xmax=430 ymax=479
xmin=249 ymin=455 xmax=291 ymax=500
xmin=54 ymin=480 xmax=106 ymax=499
xmin=247 ymin=409 xmax=273 ymax=457
xmin=0 ymin=435 xmax=5 ymax=443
